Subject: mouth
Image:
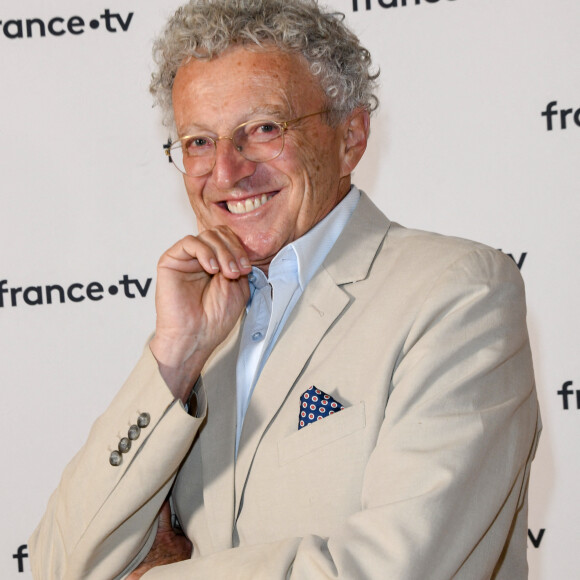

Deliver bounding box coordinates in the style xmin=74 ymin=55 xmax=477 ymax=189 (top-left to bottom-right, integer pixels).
xmin=225 ymin=193 xmax=276 ymax=215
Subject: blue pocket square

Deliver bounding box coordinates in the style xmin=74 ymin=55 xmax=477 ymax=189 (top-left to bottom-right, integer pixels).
xmin=298 ymin=386 xmax=344 ymax=429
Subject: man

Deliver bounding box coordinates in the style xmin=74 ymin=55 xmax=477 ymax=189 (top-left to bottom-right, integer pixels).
xmin=30 ymin=1 xmax=540 ymax=578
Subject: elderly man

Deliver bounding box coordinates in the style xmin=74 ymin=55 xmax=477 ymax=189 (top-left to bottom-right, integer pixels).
xmin=30 ymin=0 xmax=540 ymax=578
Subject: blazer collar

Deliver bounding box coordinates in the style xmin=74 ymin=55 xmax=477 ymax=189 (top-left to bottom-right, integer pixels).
xmin=323 ymin=190 xmax=391 ymax=286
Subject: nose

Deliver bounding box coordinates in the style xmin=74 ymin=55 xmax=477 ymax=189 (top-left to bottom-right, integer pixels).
xmin=211 ymin=137 xmax=257 ymax=189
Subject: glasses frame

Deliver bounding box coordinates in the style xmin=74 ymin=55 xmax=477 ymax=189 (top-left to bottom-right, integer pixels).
xmin=163 ymin=110 xmax=329 ymax=177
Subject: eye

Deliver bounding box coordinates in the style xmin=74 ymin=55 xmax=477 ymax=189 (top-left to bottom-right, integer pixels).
xmin=244 ymin=121 xmax=282 ymax=142
xmin=183 ymin=136 xmax=214 ymax=155
xmin=256 ymin=122 xmax=277 ymax=134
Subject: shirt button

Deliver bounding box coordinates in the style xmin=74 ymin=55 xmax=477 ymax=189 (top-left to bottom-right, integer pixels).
xmin=248 ymin=273 xmax=256 ymax=283
xmin=109 ymin=450 xmax=122 ymax=467
xmin=251 ymin=331 xmax=263 ymax=342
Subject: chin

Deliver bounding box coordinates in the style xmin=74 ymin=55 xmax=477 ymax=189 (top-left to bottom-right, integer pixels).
xmin=244 ymin=243 xmax=283 ymax=270
xmin=240 ymin=232 xmax=282 ymax=258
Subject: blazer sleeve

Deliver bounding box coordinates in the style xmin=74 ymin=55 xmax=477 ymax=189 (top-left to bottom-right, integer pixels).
xmin=28 ymin=347 xmax=206 ymax=580
xmin=141 ymin=248 xmax=541 ymax=579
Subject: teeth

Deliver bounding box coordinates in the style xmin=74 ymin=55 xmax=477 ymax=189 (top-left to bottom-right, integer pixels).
xmin=227 ymin=194 xmax=273 ymax=215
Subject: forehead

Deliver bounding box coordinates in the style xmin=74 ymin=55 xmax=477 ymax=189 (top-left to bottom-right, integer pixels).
xmin=172 ymin=46 xmax=325 ymax=132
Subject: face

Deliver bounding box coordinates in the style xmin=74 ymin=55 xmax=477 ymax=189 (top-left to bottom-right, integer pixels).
xmin=171 ymin=46 xmax=368 ymax=270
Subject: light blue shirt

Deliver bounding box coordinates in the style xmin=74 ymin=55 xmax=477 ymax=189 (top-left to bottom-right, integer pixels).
xmin=235 ymin=186 xmax=361 ymax=452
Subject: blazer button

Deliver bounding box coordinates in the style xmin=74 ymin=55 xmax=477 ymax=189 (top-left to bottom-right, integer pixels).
xmin=109 ymin=450 xmax=122 ymax=466
xmin=118 ymin=437 xmax=131 ymax=454
xmin=128 ymin=424 xmax=140 ymax=440
xmin=137 ymin=412 xmax=151 ymax=428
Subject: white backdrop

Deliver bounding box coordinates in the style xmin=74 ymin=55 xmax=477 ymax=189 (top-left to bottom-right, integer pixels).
xmin=1 ymin=1 xmax=578 ymax=577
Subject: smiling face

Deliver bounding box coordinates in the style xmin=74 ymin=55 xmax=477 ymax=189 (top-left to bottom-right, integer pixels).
xmin=171 ymin=45 xmax=368 ymax=271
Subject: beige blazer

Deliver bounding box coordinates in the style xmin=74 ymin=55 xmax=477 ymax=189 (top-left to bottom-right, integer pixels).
xmin=30 ymin=193 xmax=541 ymax=580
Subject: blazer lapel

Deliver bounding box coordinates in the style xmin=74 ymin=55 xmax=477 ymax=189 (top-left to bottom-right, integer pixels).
xmin=234 ymin=269 xmax=351 ymax=515
xmin=324 ymin=191 xmax=391 ymax=286
xmin=234 ymin=192 xmax=391 ymax=517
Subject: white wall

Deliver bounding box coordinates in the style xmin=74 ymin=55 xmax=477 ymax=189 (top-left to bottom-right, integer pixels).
xmin=1 ymin=1 xmax=577 ymax=577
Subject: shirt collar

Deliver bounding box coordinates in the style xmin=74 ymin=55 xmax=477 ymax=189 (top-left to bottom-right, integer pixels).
xmin=287 ymin=185 xmax=360 ymax=290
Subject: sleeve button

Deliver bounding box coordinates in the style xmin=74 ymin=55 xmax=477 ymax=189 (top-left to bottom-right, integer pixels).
xmin=118 ymin=437 xmax=131 ymax=453
xmin=109 ymin=450 xmax=122 ymax=466
xmin=128 ymin=424 xmax=140 ymax=440
xmin=137 ymin=412 xmax=151 ymax=428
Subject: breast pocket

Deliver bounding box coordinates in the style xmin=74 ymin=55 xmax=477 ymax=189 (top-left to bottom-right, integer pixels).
xmin=278 ymin=401 xmax=366 ymax=465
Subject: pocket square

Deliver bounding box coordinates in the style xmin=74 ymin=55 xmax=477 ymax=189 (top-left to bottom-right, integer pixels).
xmin=298 ymin=386 xmax=344 ymax=429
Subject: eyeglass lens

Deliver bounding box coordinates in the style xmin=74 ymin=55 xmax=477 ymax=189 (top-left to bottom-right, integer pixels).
xmin=170 ymin=119 xmax=285 ymax=176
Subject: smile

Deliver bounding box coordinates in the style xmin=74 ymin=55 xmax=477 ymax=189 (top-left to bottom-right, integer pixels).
xmin=226 ymin=193 xmax=274 ymax=215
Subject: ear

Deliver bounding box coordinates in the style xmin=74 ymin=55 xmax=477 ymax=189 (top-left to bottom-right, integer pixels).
xmin=339 ymin=108 xmax=370 ymax=178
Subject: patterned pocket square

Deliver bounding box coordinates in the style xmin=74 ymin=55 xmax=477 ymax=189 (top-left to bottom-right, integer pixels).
xmin=298 ymin=386 xmax=345 ymax=429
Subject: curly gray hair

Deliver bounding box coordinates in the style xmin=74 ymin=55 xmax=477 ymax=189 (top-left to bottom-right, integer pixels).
xmin=150 ymin=0 xmax=379 ymax=127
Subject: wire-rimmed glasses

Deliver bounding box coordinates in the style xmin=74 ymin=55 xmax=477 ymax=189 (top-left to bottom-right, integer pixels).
xmin=163 ymin=110 xmax=329 ymax=177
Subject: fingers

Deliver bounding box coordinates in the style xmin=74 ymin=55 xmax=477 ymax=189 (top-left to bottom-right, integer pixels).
xmin=159 ymin=226 xmax=252 ymax=279
xmin=126 ymin=500 xmax=192 ymax=578
xmin=194 ymin=227 xmax=252 ymax=278
xmin=156 ymin=500 xmax=174 ymax=534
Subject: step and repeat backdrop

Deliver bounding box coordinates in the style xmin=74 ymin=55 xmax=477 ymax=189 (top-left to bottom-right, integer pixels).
xmin=1 ymin=1 xmax=578 ymax=577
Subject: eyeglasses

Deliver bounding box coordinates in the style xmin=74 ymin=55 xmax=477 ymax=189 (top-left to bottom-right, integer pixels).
xmin=163 ymin=110 xmax=329 ymax=177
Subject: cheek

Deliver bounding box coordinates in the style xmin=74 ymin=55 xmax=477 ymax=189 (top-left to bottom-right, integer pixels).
xmin=183 ymin=185 xmax=213 ymax=230
xmin=300 ymin=147 xmax=340 ymax=200
xmin=183 ymin=178 xmax=206 ymax=207
xmin=274 ymin=132 xmax=342 ymax=213
xmin=283 ymin=139 xmax=325 ymax=187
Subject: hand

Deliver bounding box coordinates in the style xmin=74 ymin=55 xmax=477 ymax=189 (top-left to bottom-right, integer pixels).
xmin=150 ymin=226 xmax=252 ymax=402
xmin=126 ymin=501 xmax=192 ymax=579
